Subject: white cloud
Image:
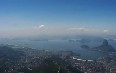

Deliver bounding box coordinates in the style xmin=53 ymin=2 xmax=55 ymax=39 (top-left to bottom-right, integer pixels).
xmin=39 ymin=25 xmax=45 ymax=28
xmin=34 ymin=25 xmax=45 ymax=29
xmin=69 ymin=27 xmax=88 ymax=32
xmin=103 ymin=30 xmax=109 ymax=33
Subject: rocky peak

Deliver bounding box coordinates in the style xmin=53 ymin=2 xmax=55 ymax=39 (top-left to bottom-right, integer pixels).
xmin=102 ymin=39 xmax=108 ymax=46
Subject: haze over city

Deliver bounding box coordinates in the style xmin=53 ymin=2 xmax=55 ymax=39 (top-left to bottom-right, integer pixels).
xmin=0 ymin=0 xmax=116 ymax=73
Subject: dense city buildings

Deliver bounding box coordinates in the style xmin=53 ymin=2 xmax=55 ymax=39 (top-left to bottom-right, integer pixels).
xmin=0 ymin=44 xmax=116 ymax=73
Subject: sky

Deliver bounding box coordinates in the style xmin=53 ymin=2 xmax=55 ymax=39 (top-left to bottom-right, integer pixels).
xmin=0 ymin=0 xmax=116 ymax=38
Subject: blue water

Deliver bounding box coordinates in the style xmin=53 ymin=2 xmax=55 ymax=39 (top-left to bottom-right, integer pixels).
xmin=0 ymin=39 xmax=115 ymax=60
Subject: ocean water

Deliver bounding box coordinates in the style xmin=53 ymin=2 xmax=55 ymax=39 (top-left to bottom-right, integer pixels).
xmin=0 ymin=39 xmax=115 ymax=60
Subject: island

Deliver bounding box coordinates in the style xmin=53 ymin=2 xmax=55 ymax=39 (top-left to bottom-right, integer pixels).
xmin=92 ymin=39 xmax=115 ymax=52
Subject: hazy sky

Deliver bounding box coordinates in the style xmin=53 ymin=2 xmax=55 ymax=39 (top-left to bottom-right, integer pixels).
xmin=0 ymin=0 xmax=116 ymax=38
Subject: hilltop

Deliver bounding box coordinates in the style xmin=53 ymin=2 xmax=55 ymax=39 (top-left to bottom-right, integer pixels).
xmin=93 ymin=39 xmax=115 ymax=52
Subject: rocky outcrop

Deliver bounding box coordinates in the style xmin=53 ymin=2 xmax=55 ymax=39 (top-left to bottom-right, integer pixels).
xmin=93 ymin=39 xmax=115 ymax=52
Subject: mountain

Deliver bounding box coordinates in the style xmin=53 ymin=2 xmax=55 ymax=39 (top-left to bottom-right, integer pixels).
xmin=80 ymin=45 xmax=90 ymax=49
xmin=0 ymin=46 xmax=24 ymax=60
xmin=93 ymin=39 xmax=115 ymax=52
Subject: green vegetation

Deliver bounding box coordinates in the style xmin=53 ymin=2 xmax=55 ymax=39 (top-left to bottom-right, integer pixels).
xmin=19 ymin=57 xmax=83 ymax=73
xmin=19 ymin=58 xmax=59 ymax=73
